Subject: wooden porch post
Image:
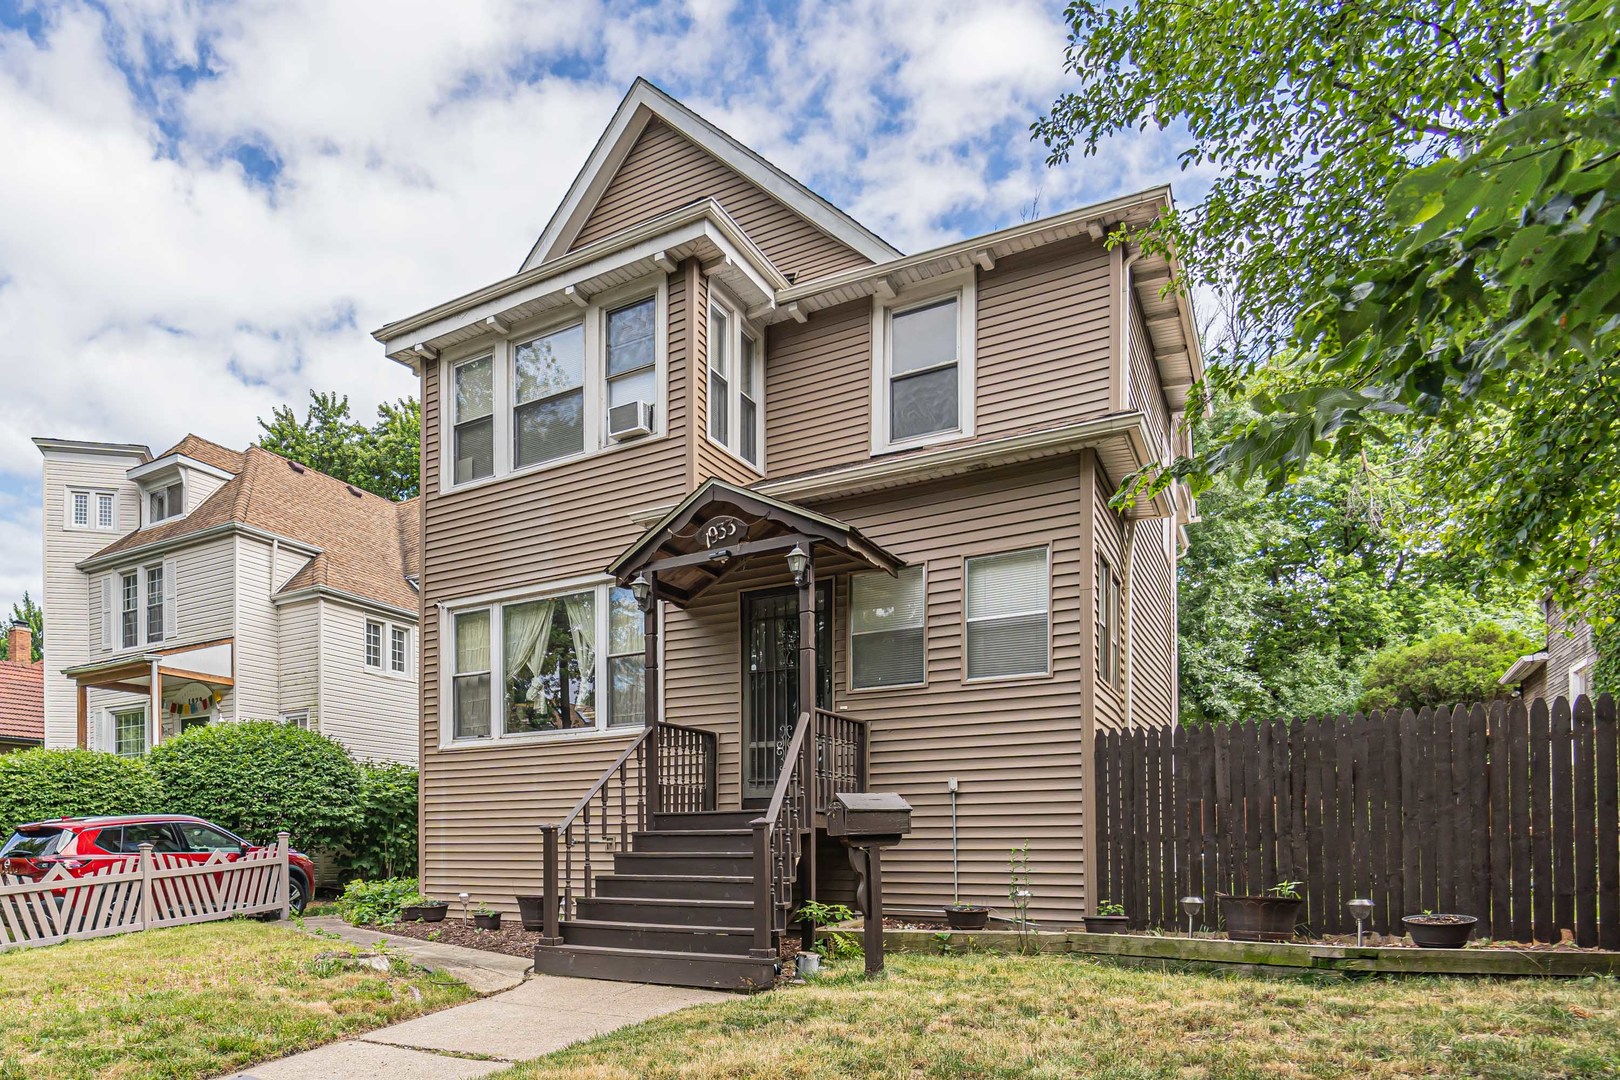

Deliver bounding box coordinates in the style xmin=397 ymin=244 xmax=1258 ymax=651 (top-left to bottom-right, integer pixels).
xmin=149 ymin=662 xmax=163 ymax=751
xmin=76 ymin=683 xmax=88 ymax=749
xmin=643 ymin=579 xmax=661 ymax=823
xmin=797 ymin=555 xmax=818 ymax=922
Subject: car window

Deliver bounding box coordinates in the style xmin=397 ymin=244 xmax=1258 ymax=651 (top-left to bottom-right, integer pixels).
xmin=111 ymin=823 xmax=184 ymax=854
xmin=0 ymin=829 xmax=65 ymax=858
xmin=89 ymin=827 xmax=122 ymax=854
xmin=176 ymin=823 xmax=241 ymax=853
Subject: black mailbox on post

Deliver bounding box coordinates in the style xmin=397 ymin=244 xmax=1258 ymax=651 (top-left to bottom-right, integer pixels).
xmin=827 ymin=792 xmax=912 ymax=844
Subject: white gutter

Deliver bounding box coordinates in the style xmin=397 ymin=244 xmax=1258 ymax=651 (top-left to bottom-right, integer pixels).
xmin=272 ymin=585 xmax=420 ymax=623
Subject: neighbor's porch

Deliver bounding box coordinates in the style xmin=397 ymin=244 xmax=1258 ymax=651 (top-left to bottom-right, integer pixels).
xmin=61 ymin=637 xmax=234 ymax=752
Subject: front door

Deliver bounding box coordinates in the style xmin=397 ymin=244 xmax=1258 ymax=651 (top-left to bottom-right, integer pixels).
xmin=742 ymin=583 xmax=831 ymax=802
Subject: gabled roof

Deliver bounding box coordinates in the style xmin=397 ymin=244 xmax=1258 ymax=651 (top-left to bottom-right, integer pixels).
xmin=522 ymin=78 xmax=901 ymax=272
xmin=0 ymin=655 xmax=43 ymax=745
xmin=153 ymin=434 xmax=245 ymax=475
xmin=83 ymin=441 xmax=420 ymax=614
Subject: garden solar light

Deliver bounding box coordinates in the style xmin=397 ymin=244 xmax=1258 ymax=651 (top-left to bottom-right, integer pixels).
xmin=1180 ymin=895 xmax=1205 ymax=936
xmin=1347 ymin=898 xmax=1375 ymax=946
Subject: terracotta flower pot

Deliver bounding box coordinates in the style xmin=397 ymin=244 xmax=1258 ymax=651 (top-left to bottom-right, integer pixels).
xmin=1403 ymin=914 xmax=1476 ymax=948
xmin=1083 ymin=914 xmax=1130 ymax=934
xmin=1218 ymin=894 xmax=1303 ymax=942
xmin=946 ymin=906 xmax=990 ymax=930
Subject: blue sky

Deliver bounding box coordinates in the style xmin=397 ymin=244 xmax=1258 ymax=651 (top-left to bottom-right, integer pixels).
xmin=0 ymin=0 xmax=1208 ymax=619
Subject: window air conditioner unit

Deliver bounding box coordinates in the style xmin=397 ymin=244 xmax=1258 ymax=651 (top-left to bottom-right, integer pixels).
xmin=607 ymin=400 xmax=655 ymax=440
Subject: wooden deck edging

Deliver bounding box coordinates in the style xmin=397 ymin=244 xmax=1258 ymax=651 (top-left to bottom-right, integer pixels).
xmin=833 ymin=928 xmax=1620 ymax=977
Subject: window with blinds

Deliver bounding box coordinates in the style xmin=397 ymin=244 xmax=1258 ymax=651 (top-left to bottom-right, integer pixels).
xmin=964 ymin=548 xmax=1050 ymax=680
xmin=850 ymin=565 xmax=926 ymax=689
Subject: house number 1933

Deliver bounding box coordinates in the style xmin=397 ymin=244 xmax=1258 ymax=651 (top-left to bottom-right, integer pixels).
xmin=703 ymin=516 xmax=746 ymax=548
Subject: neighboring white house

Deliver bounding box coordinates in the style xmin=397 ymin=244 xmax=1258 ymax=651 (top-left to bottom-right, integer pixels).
xmin=35 ymin=434 xmax=420 ymax=763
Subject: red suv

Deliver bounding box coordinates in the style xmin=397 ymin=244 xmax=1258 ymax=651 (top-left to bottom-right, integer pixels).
xmin=0 ymin=815 xmax=314 ymax=915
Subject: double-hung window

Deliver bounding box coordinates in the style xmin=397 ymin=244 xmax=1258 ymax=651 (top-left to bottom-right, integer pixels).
xmin=964 ymin=548 xmax=1051 ymax=680
xmin=447 ymin=583 xmax=648 ymax=743
xmin=874 ymin=278 xmax=975 ymax=451
xmin=145 ymin=565 xmax=165 ymax=643
xmin=452 ymin=355 xmax=496 ymax=484
xmin=706 ymin=297 xmax=763 ymax=466
xmin=120 ymin=572 xmax=139 ymax=649
xmin=365 ymin=620 xmax=383 ymax=669
xmin=1098 ymin=554 xmax=1120 ymax=689
xmin=513 ymin=323 xmax=586 ymax=468
xmin=606 ymin=297 xmax=657 ymax=419
xmin=850 ymin=566 xmax=926 ymax=689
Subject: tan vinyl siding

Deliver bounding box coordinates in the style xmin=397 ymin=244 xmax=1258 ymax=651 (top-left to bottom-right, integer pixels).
xmin=1544 ymin=604 xmax=1599 ymax=699
xmin=571 ymin=119 xmax=870 ymax=283
xmin=39 ymin=450 xmax=143 ymax=745
xmin=1091 ymin=457 xmax=1126 ymax=733
xmin=315 ymin=599 xmax=418 ymax=764
xmin=763 ymin=298 xmax=872 ymax=478
xmin=1129 ymin=517 xmax=1176 ymax=728
xmin=1128 ymin=298 xmax=1170 ymax=458
xmin=976 ymin=237 xmax=1114 ymax=439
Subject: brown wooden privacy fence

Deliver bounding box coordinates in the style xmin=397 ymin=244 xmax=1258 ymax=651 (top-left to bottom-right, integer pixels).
xmin=1094 ymin=695 xmax=1620 ymax=947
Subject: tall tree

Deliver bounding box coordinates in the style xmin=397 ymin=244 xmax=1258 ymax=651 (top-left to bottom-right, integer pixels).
xmin=1038 ymin=0 xmax=1619 ymax=622
xmin=0 ymin=593 xmax=43 ymax=662
xmin=257 ymin=392 xmax=420 ymax=500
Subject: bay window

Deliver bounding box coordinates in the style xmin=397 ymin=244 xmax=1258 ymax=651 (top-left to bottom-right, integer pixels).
xmin=850 ymin=566 xmax=926 ymax=689
xmin=873 ymin=276 xmax=976 ymax=452
xmin=446 ymin=582 xmax=648 ymax=743
xmin=453 ymin=355 xmax=495 ymax=484
xmin=964 ymin=547 xmax=1050 ymax=680
xmin=513 ymin=323 xmax=586 ymax=467
xmin=706 ymin=295 xmax=764 ymax=467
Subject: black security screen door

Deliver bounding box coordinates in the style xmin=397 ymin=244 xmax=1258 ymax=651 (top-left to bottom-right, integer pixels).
xmin=742 ymin=583 xmax=831 ymax=802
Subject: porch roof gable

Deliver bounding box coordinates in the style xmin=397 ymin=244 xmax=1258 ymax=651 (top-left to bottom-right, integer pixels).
xmin=607 ymin=478 xmax=904 ymax=607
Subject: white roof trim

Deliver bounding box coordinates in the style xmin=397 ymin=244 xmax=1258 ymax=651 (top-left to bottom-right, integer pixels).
xmin=273 ymin=584 xmax=419 ymax=623
xmin=522 ymin=78 xmax=901 ymax=272
xmin=128 ymin=453 xmax=236 ymax=484
xmin=77 ymin=522 xmax=322 ymax=573
xmin=33 ymin=437 xmax=151 ymax=461
xmin=1500 ymin=652 xmax=1549 ymax=686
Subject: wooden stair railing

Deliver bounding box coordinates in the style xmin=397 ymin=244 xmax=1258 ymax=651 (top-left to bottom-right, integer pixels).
xmin=812 ymin=707 xmax=868 ymax=817
xmin=750 ymin=710 xmax=811 ymax=958
xmin=539 ymin=719 xmax=717 ymax=942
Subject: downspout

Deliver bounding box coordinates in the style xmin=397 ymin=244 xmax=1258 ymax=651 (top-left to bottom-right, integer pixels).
xmin=1116 ymin=248 xmax=1144 ymax=412
xmin=1121 ymin=520 xmax=1136 ymax=730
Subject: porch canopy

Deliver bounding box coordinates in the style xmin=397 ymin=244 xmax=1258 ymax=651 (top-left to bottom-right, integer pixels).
xmin=608 ymin=478 xmax=904 ymax=607
xmin=61 ymin=638 xmax=234 ymax=748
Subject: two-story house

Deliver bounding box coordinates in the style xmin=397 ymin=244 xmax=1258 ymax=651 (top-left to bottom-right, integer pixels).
xmin=35 ymin=434 xmax=420 ymax=764
xmin=373 ymin=79 xmax=1201 ymax=988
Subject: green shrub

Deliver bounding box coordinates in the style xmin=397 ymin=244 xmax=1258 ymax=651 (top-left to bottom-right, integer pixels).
xmin=1358 ymin=622 xmax=1539 ymax=712
xmin=338 ymin=762 xmax=419 ymax=880
xmin=146 ymin=721 xmax=361 ymax=851
xmin=336 ymin=876 xmax=421 ymax=926
xmin=0 ymin=749 xmax=161 ymax=836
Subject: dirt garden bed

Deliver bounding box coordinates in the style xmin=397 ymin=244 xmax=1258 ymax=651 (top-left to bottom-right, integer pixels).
xmin=380 ymin=918 xmax=543 ymax=959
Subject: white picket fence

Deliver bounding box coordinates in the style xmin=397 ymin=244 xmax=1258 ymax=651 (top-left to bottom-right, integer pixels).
xmin=0 ymin=832 xmax=290 ymax=952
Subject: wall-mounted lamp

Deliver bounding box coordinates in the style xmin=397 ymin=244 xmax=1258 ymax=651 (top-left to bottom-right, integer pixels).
xmin=786 ymin=544 xmax=810 ymax=587
xmin=630 ymin=573 xmax=653 ymax=611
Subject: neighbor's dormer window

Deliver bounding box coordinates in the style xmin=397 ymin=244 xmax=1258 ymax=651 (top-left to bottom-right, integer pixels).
xmin=872 ymin=274 xmax=976 ymax=453
xmin=146 ymin=482 xmax=185 ymax=525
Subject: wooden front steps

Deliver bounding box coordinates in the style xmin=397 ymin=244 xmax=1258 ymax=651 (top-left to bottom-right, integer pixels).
xmin=535 ymin=809 xmax=779 ymax=991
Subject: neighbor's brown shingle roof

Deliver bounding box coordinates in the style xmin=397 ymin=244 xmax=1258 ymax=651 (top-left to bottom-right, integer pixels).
xmin=90 ymin=440 xmax=420 ymax=614
xmin=154 ymin=434 xmax=246 ymax=474
xmin=0 ymin=657 xmax=44 ymax=744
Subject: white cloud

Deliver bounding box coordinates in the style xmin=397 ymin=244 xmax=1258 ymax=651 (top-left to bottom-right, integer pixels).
xmin=0 ymin=0 xmax=1202 ymax=618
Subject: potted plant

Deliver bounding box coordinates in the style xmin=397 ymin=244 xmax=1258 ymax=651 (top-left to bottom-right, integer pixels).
xmin=515 ymin=894 xmax=548 ymax=932
xmin=1083 ymin=899 xmax=1129 ymax=934
xmin=946 ymin=902 xmax=990 ymax=930
xmin=1402 ymin=912 xmax=1477 ymax=949
xmin=1218 ymin=880 xmax=1304 ymax=943
xmin=400 ymin=895 xmax=449 ymax=923
xmin=473 ymin=905 xmax=502 ymax=931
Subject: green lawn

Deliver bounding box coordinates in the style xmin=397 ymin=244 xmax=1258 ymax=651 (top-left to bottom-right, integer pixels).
xmin=495 ymin=953 xmax=1620 ymax=1079
xmin=0 ymin=918 xmax=474 ymax=1080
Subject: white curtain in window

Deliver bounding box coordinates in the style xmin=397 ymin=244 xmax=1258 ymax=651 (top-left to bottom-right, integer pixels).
xmin=561 ymin=592 xmax=596 ymax=723
xmin=504 ymin=600 xmax=556 ymax=728
xmin=453 ymin=610 xmax=492 ymax=739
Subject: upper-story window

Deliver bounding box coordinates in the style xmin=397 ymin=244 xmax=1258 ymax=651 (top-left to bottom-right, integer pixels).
xmin=872 ymin=275 xmax=976 ymax=453
xmin=145 ymin=564 xmax=165 ymax=643
xmin=706 ymin=295 xmax=764 ymax=467
xmin=105 ymin=560 xmax=172 ymax=652
xmin=146 ymin=481 xmax=185 ymax=526
xmin=68 ymin=490 xmax=116 ymax=531
xmin=120 ymin=572 xmax=139 ymax=649
xmin=443 ymin=280 xmax=666 ymax=491
xmin=365 ymin=620 xmax=411 ymax=676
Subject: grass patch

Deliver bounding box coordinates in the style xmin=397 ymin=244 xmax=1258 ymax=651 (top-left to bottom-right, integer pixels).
xmin=0 ymin=918 xmax=474 ymax=1080
xmin=494 ymin=953 xmax=1620 ymax=1079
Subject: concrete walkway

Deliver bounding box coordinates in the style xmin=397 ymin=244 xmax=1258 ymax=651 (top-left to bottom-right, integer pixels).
xmin=228 ymin=920 xmax=727 ymax=1079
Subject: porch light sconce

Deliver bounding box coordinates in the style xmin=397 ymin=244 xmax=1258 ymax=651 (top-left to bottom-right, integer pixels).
xmin=1180 ymin=895 xmax=1205 ymax=937
xmin=1347 ymin=897 xmax=1375 ymax=946
xmin=785 ymin=544 xmax=810 ymax=587
xmin=630 ymin=573 xmax=653 ymax=611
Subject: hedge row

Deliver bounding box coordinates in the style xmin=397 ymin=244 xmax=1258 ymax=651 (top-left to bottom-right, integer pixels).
xmin=0 ymin=721 xmax=416 ymax=877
